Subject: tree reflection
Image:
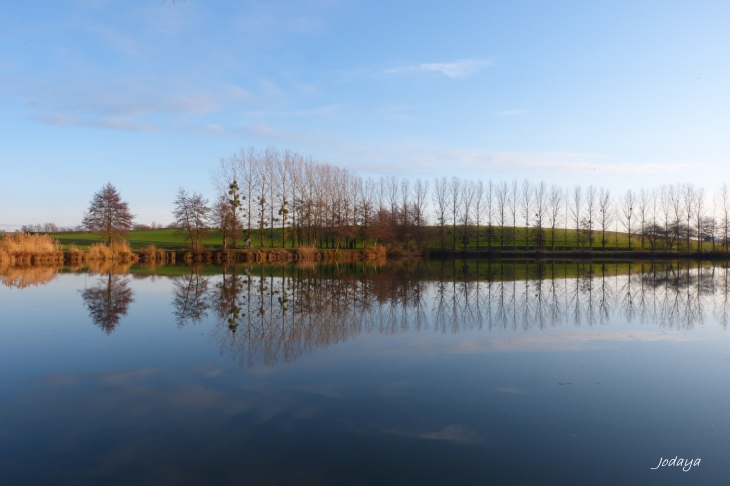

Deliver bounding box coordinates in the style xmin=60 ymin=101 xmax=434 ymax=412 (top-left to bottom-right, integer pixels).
xmin=5 ymin=260 xmax=730 ymax=363
xmin=80 ymin=272 xmax=134 ymax=334
xmin=172 ymin=266 xmax=210 ymax=326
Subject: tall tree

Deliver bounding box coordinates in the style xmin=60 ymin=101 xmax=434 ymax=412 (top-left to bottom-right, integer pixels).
xmin=620 ymin=190 xmax=636 ymax=249
xmin=598 ymin=188 xmax=612 ymax=249
xmin=433 ymin=177 xmax=448 ymax=250
xmin=172 ymin=188 xmax=210 ymax=252
xmin=547 ymin=184 xmax=564 ymax=249
xmin=82 ymin=183 xmax=134 ymax=244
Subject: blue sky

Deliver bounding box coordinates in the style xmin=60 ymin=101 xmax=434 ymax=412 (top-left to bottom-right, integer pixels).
xmin=1 ymin=0 xmax=728 ymax=227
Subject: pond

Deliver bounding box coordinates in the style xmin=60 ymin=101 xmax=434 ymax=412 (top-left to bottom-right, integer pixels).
xmin=1 ymin=261 xmax=728 ymax=485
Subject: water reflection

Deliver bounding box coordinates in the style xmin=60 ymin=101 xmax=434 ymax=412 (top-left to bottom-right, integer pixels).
xmin=172 ymin=266 xmax=210 ymax=326
xmin=80 ymin=273 xmax=135 ymax=334
xmin=3 ymin=261 xmax=730 ymax=359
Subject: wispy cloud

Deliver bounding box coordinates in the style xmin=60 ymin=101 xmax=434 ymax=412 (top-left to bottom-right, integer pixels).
xmin=384 ymin=58 xmax=492 ymax=79
xmin=495 ymin=108 xmax=528 ymax=116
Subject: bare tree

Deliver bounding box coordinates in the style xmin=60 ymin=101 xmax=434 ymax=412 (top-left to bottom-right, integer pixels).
xmin=460 ymin=181 xmax=476 ymax=249
xmin=682 ymin=183 xmax=696 ymax=251
xmin=211 ymin=194 xmax=234 ymax=249
xmin=520 ymin=180 xmax=533 ymax=248
xmin=620 ymin=190 xmax=636 ymax=249
xmin=82 ymin=183 xmax=135 ymax=244
xmin=598 ymin=188 xmax=612 ymax=249
xmin=570 ymin=186 xmax=582 ymax=247
xmin=533 ymin=182 xmax=547 ymax=248
xmin=449 ymin=177 xmax=463 ymax=250
xmin=496 ymin=181 xmax=508 ymax=248
xmin=638 ymin=188 xmax=649 ymax=249
xmin=473 ymin=180 xmax=485 ymax=250
xmin=547 ymin=184 xmax=564 ymax=249
xmin=413 ymin=178 xmax=429 ymax=247
xmin=717 ymin=184 xmax=730 ymax=251
xmin=694 ymin=187 xmax=705 ymax=251
xmin=433 ymin=177 xmax=448 ymax=250
xmin=509 ymin=180 xmax=519 ymax=249
xmin=585 ymin=186 xmax=596 ymax=248
xmin=172 ymin=188 xmax=210 ymax=252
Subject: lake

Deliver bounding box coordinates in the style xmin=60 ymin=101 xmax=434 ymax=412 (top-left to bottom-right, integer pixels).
xmin=1 ymin=261 xmax=728 ymax=485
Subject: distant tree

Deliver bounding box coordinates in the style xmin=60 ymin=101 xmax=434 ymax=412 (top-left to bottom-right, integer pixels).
xmin=172 ymin=188 xmax=210 ymax=252
xmin=520 ymin=180 xmax=533 ymax=248
xmin=82 ymin=183 xmax=134 ymax=244
xmin=433 ymin=177 xmax=448 ymax=250
xmin=717 ymin=184 xmax=730 ymax=251
xmin=620 ymin=190 xmax=636 ymax=249
xmin=547 ymin=184 xmax=564 ymax=249
xmin=570 ymin=186 xmax=582 ymax=247
xmin=598 ymin=188 xmax=612 ymax=249
xmin=413 ymin=178 xmax=429 ymax=247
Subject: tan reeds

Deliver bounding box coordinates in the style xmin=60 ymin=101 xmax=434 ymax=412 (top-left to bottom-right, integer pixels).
xmin=364 ymin=246 xmax=387 ymax=261
xmin=139 ymin=244 xmax=167 ymax=263
xmin=296 ymin=246 xmax=320 ymax=262
xmin=0 ymin=233 xmax=63 ymax=266
xmin=86 ymin=240 xmax=136 ymax=262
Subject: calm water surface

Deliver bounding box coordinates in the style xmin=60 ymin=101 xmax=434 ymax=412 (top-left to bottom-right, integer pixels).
xmin=1 ymin=261 xmax=729 ymax=485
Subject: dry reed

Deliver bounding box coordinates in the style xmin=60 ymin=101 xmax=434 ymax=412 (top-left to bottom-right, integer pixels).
xmin=139 ymin=244 xmax=167 ymax=263
xmin=86 ymin=240 xmax=136 ymax=262
xmin=296 ymin=246 xmax=320 ymax=262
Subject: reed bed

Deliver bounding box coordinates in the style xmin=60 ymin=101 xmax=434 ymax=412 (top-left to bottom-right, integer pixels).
xmin=296 ymin=246 xmax=321 ymax=262
xmin=0 ymin=233 xmax=63 ymax=266
xmin=364 ymin=246 xmax=387 ymax=261
xmin=86 ymin=241 xmax=136 ymax=262
xmin=138 ymin=244 xmax=167 ymax=263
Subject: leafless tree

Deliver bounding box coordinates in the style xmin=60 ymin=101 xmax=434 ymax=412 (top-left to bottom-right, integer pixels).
xmin=449 ymin=177 xmax=463 ymax=250
xmin=496 ymin=181 xmax=508 ymax=247
xmin=433 ymin=177 xmax=449 ymax=250
xmin=473 ymin=180 xmax=485 ymax=250
xmin=460 ymin=181 xmax=476 ymax=249
xmin=570 ymin=186 xmax=583 ymax=247
xmin=585 ymin=186 xmax=596 ymax=248
xmin=717 ymin=184 xmax=730 ymax=251
xmin=509 ymin=180 xmax=519 ymax=249
xmin=547 ymin=184 xmax=564 ymax=249
xmin=413 ymin=178 xmax=429 ymax=246
xmin=532 ymin=182 xmax=547 ymax=248
xmin=598 ymin=188 xmax=612 ymax=249
xmin=520 ymin=180 xmax=533 ymax=248
xmin=692 ymin=186 xmax=706 ymax=251
xmin=172 ymin=188 xmax=210 ymax=252
xmin=620 ymin=190 xmax=636 ymax=249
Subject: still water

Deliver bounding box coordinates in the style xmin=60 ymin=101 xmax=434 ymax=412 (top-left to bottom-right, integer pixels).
xmin=1 ymin=261 xmax=729 ymax=485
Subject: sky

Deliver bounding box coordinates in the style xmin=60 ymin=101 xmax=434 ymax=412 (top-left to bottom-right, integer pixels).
xmin=0 ymin=0 xmax=728 ymax=228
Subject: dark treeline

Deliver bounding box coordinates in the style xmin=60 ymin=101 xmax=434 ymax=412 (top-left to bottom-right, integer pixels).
xmin=195 ymin=147 xmax=730 ymax=253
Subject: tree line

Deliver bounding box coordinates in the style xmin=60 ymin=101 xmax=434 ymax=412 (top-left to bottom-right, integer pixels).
xmin=46 ymin=147 xmax=730 ymax=253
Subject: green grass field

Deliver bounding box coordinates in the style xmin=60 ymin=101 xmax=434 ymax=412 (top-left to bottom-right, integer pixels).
xmin=32 ymin=225 xmax=711 ymax=252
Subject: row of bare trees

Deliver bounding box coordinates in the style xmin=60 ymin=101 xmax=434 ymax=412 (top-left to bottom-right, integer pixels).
xmin=184 ymin=147 xmax=730 ymax=252
xmin=208 ymin=147 xmax=431 ymax=249
xmin=430 ymin=178 xmax=730 ymax=251
xmin=14 ymin=151 xmax=729 ymax=254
